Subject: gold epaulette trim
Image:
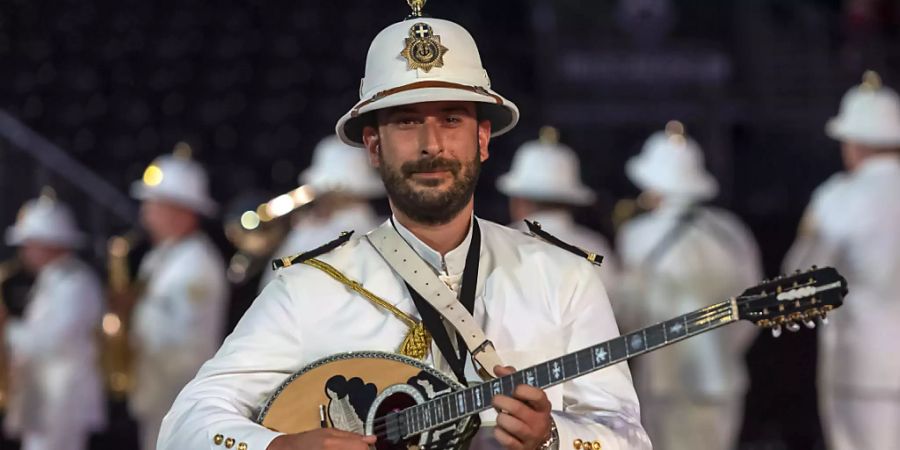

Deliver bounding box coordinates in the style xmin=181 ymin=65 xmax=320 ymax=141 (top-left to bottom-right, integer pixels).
xmin=301 ymin=258 xmax=431 ymax=360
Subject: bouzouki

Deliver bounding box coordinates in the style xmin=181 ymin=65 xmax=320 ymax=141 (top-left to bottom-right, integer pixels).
xmin=257 ymin=267 xmax=847 ymax=450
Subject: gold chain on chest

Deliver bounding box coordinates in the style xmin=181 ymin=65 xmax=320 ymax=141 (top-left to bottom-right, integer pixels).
xmin=301 ymin=258 xmax=431 ymax=360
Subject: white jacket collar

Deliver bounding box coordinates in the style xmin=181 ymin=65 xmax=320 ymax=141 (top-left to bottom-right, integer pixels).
xmin=855 ymin=154 xmax=900 ymax=177
xmin=391 ymin=215 xmax=475 ymax=277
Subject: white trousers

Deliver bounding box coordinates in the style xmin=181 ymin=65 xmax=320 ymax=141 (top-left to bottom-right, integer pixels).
xmin=821 ymin=389 xmax=900 ymax=450
xmin=641 ymin=395 xmax=742 ymax=450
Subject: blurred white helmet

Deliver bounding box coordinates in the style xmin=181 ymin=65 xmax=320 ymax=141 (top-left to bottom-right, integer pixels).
xmin=130 ymin=144 xmax=217 ymax=216
xmin=299 ymin=136 xmax=385 ymax=198
xmin=6 ymin=192 xmax=85 ymax=248
xmin=626 ymin=121 xmax=718 ymax=201
xmin=826 ymin=70 xmax=900 ymax=148
xmin=496 ymin=127 xmax=595 ymax=205
xmin=335 ymin=6 xmax=518 ymax=147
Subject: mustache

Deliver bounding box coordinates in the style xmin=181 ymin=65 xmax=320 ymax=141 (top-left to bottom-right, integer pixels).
xmin=401 ymin=157 xmax=462 ymax=177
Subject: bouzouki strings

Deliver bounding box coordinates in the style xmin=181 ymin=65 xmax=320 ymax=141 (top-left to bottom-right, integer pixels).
xmin=257 ymin=267 xmax=846 ymax=450
xmin=366 ymin=300 xmax=736 ymax=439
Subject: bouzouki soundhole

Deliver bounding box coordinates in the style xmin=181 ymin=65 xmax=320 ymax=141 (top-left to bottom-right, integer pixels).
xmin=364 ymin=377 xmax=479 ymax=450
xmin=366 ymin=383 xmax=424 ymax=450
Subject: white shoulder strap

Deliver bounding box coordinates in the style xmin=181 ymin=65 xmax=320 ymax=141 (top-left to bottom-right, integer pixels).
xmin=366 ymin=222 xmax=504 ymax=373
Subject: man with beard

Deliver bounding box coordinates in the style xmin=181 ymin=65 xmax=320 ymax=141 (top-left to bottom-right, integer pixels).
xmin=125 ymin=148 xmax=228 ymax=450
xmin=616 ymin=122 xmax=761 ymax=450
xmin=496 ymin=127 xmax=618 ymax=291
xmin=0 ymin=193 xmax=106 ymax=450
xmin=157 ymin=5 xmax=649 ymax=450
xmin=783 ymin=71 xmax=900 ymax=450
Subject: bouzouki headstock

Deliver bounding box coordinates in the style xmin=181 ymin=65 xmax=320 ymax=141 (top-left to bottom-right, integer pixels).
xmin=735 ymin=266 xmax=847 ymax=337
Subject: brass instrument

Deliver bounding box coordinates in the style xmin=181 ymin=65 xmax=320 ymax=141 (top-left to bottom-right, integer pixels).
xmin=100 ymin=230 xmax=144 ymax=398
xmin=256 ymin=184 xmax=317 ymax=224
xmin=612 ymin=193 xmax=656 ymax=231
xmin=0 ymin=258 xmax=22 ymax=411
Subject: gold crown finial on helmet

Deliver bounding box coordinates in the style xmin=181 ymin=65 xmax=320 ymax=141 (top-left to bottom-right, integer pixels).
xmin=407 ymin=0 xmax=427 ymax=18
xmin=861 ymin=70 xmax=882 ymax=91
xmin=19 ymin=186 xmax=57 ymax=221
xmin=539 ymin=126 xmax=560 ymax=145
xmin=665 ymin=120 xmax=687 ymax=147
xmin=39 ymin=185 xmax=57 ymax=202
xmin=665 ymin=120 xmax=685 ymax=137
xmin=173 ymin=141 xmax=193 ymax=159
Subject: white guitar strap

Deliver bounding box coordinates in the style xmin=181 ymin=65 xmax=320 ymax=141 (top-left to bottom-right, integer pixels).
xmin=366 ymin=221 xmax=504 ymax=374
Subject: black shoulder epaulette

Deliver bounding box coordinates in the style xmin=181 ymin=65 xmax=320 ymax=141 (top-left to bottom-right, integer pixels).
xmin=524 ymin=220 xmax=604 ymax=267
xmin=271 ymin=231 xmax=354 ymax=270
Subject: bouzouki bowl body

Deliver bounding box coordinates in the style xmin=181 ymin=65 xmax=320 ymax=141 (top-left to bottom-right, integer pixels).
xmin=257 ymin=352 xmax=476 ymax=450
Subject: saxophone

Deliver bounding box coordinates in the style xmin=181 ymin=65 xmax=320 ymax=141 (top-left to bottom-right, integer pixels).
xmin=0 ymin=258 xmax=22 ymax=411
xmin=100 ymin=230 xmax=143 ymax=398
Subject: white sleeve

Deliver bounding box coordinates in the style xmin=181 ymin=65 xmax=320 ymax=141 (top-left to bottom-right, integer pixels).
xmin=552 ymin=263 xmax=652 ymax=450
xmin=6 ymin=272 xmax=101 ymax=361
xmin=132 ymin=261 xmax=220 ymax=352
xmin=783 ymin=181 xmax=845 ymax=273
xmin=157 ymin=277 xmax=301 ymax=450
xmin=593 ymin=237 xmax=621 ymax=302
xmin=610 ymin=224 xmax=648 ymax=332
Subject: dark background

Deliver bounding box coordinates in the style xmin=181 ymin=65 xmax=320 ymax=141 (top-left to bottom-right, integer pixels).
xmin=1 ymin=0 xmax=898 ymax=448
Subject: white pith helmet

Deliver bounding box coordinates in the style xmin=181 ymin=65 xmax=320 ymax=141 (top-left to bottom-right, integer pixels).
xmin=626 ymin=120 xmax=719 ymax=201
xmin=335 ymin=1 xmax=519 ymax=147
xmin=826 ymin=70 xmax=900 ymax=148
xmin=130 ymin=142 xmax=218 ymax=216
xmin=497 ymin=127 xmax=596 ymax=205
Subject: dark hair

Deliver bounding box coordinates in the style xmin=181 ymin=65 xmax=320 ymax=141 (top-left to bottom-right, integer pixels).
xmin=360 ymin=111 xmax=378 ymax=130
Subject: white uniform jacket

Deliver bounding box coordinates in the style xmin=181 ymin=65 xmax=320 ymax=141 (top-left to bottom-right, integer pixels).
xmin=617 ymin=203 xmax=762 ymax=398
xmin=130 ymin=232 xmax=228 ymax=420
xmin=259 ymin=203 xmax=382 ymax=290
xmin=3 ymin=255 xmax=106 ymax=436
xmin=515 ymin=210 xmax=619 ymax=293
xmin=783 ymin=156 xmax=900 ymax=392
xmin=159 ymin=217 xmax=650 ymax=450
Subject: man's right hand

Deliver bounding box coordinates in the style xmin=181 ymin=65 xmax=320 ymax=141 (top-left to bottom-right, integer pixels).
xmin=267 ymin=429 xmax=377 ymax=450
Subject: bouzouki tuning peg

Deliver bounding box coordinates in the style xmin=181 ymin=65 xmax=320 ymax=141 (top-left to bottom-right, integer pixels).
xmin=771 ymin=325 xmax=782 ymax=338
xmin=803 ymin=319 xmax=816 ymax=329
xmin=786 ymin=322 xmax=801 ymax=332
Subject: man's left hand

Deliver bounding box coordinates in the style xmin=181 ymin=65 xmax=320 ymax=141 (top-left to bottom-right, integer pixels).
xmin=491 ymin=365 xmax=553 ymax=450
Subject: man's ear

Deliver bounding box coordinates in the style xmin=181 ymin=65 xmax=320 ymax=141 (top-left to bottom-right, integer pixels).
xmin=477 ymin=119 xmax=491 ymax=162
xmin=362 ymin=126 xmax=381 ymax=167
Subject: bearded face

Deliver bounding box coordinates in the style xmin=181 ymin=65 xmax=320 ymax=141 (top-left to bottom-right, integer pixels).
xmin=363 ymin=101 xmax=491 ymax=226
xmin=377 ymin=147 xmax=481 ymax=225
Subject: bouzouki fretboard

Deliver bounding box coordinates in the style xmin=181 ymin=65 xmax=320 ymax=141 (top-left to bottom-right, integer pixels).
xmin=400 ymin=300 xmax=737 ymax=436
